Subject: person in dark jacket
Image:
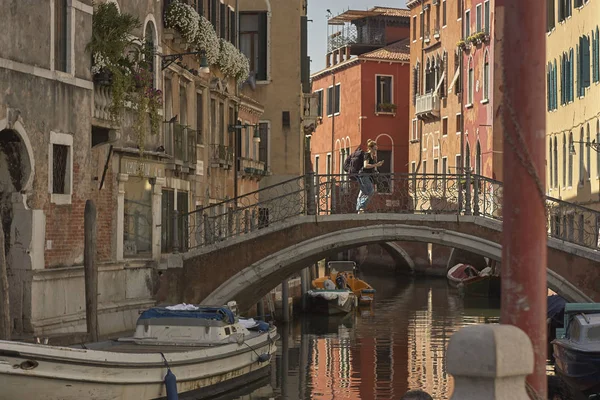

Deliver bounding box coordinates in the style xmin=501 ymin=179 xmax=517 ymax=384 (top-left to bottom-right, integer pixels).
xmin=400 ymin=389 xmax=433 ymax=400
xmin=356 ymin=139 xmax=383 ymax=213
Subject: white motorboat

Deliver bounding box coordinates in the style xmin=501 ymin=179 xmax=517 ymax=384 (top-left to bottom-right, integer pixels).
xmin=0 ymin=302 xmax=278 ymax=400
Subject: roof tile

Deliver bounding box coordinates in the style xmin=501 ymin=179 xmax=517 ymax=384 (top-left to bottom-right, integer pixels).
xmin=360 ymin=38 xmax=411 ymax=61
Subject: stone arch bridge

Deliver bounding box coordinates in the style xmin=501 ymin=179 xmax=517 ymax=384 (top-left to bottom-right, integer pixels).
xmin=157 ymin=173 xmax=600 ymax=309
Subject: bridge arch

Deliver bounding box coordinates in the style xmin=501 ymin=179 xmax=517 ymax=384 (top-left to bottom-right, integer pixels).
xmin=202 ymin=224 xmax=591 ymax=308
xmin=379 ymin=242 xmax=415 ymax=273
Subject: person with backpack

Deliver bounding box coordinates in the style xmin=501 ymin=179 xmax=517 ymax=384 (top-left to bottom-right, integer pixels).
xmin=353 ymin=139 xmax=383 ymax=214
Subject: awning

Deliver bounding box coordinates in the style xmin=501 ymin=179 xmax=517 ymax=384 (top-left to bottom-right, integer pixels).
xmin=448 ymin=66 xmax=460 ymax=94
xmin=435 ymin=70 xmax=446 ymax=93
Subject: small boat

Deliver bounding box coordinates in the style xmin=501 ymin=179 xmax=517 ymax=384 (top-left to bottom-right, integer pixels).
xmin=312 ymin=261 xmax=376 ymax=305
xmin=552 ymin=303 xmax=600 ymax=396
xmin=306 ymin=289 xmax=356 ymax=315
xmin=0 ymin=301 xmax=278 ymax=400
xmin=446 ymin=262 xmax=501 ymax=298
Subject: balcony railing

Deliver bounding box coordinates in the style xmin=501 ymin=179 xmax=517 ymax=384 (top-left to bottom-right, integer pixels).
xmin=94 ymin=83 xmax=112 ymax=121
xmin=240 ymin=158 xmax=267 ymax=178
xmin=164 ymin=123 xmax=197 ymax=166
xmin=327 ymin=24 xmax=386 ymax=53
xmin=209 ymin=144 xmax=234 ymax=168
xmin=415 ymin=92 xmax=441 ymax=119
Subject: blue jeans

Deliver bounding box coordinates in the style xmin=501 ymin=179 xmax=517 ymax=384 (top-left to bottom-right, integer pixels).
xmin=356 ymin=175 xmax=374 ymax=211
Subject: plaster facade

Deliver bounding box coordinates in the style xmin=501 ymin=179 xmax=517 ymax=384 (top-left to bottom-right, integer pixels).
xmin=545 ymin=0 xmax=600 ymax=213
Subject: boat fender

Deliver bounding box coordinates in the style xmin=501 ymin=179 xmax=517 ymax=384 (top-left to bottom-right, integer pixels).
xmin=160 ymin=352 xmax=179 ymax=400
xmin=258 ymin=353 xmax=271 ymax=363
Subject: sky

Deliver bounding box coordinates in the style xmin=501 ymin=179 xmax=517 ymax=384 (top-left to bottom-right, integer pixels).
xmin=308 ymin=0 xmax=408 ymax=73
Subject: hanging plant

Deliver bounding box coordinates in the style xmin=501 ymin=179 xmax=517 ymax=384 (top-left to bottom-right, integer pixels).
xmin=164 ymin=0 xmax=200 ymax=43
xmin=235 ymin=51 xmax=250 ymax=84
xmin=195 ymin=15 xmax=220 ymax=65
xmin=217 ymin=39 xmax=250 ymax=83
xmin=87 ymin=2 xmax=140 ymax=121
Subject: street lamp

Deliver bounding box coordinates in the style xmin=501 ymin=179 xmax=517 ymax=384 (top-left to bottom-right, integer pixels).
xmin=160 ymin=50 xmax=210 ymax=74
xmin=227 ymin=123 xmax=261 ymax=143
xmin=569 ymin=139 xmax=600 ymax=155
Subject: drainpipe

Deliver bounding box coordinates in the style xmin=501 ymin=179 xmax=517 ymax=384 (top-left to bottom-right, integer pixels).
xmin=331 ymin=73 xmax=336 ymax=169
xmin=233 ymin=0 xmax=239 ymax=203
xmin=498 ymin=0 xmax=547 ymax=397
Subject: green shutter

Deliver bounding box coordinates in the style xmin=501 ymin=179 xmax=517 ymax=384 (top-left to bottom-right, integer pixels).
xmin=569 ymin=48 xmax=574 ymax=101
xmin=257 ymin=13 xmax=268 ymax=81
xmin=583 ymin=35 xmax=591 ymax=88
xmin=561 ymin=55 xmax=565 ymax=105
xmin=230 ymin=10 xmax=236 ymax=45
xmin=576 ymin=44 xmax=581 ymax=97
xmin=547 ymin=65 xmax=551 ymax=111
xmin=301 ymin=16 xmax=310 ymax=94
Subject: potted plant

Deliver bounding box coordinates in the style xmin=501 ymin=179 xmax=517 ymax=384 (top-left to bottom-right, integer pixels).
xmin=87 ymin=2 xmax=141 ymax=120
xmin=217 ymin=38 xmax=250 ymax=83
xmin=377 ymin=103 xmax=397 ymax=113
xmin=164 ymin=0 xmax=200 ymax=44
xmin=195 ymin=15 xmax=220 ymax=65
xmin=456 ymin=40 xmax=467 ymax=50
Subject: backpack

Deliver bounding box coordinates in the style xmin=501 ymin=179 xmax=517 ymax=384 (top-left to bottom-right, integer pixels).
xmin=344 ymin=146 xmax=365 ymax=175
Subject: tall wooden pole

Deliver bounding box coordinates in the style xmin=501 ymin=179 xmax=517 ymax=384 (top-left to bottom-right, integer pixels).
xmin=497 ymin=0 xmax=547 ymax=397
xmin=0 ymin=221 xmax=11 ymax=340
xmin=84 ymin=200 xmax=98 ymax=342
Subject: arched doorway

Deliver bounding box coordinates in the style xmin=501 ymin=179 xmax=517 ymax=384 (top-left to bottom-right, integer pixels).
xmin=0 ymin=129 xmax=32 ymax=253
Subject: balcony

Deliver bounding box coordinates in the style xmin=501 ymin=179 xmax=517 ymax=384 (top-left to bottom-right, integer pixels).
xmin=164 ymin=123 xmax=197 ymax=170
xmin=93 ymin=83 xmax=113 ymax=122
xmin=327 ymin=24 xmax=386 ymax=54
xmin=239 ymin=158 xmax=267 ymax=179
xmin=415 ymin=92 xmax=440 ymax=120
xmin=209 ymin=144 xmax=234 ymax=169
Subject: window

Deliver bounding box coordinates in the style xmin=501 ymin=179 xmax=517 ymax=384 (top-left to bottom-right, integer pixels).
xmin=315 ymin=90 xmax=323 ymax=118
xmin=314 ymin=155 xmax=320 ymax=187
xmin=413 ymin=16 xmax=417 ymax=40
xmin=180 ymin=86 xmax=188 ymax=125
xmin=334 ymin=84 xmax=341 ymax=114
xmin=476 ymin=141 xmax=482 ymax=175
xmin=456 ymin=113 xmax=462 ymax=134
xmin=197 ymin=0 xmax=204 ymax=16
xmin=210 ymin=98 xmax=217 ymax=144
xmin=230 ymin=9 xmax=236 ymax=44
xmin=258 ymin=122 xmax=269 ymax=169
xmin=577 ymin=35 xmax=591 ymax=97
xmin=558 ymin=0 xmax=572 ymax=22
xmin=484 ymin=0 xmax=490 ymax=33
xmin=376 ymin=75 xmax=393 ymax=112
xmin=465 ymin=10 xmax=471 ymax=38
xmin=456 ymin=154 xmax=462 ymax=174
xmin=467 ymin=57 xmax=474 ymax=105
xmin=442 ymin=0 xmax=447 ymax=27
xmin=54 ymin=0 xmax=68 ymax=72
xmin=549 ymin=140 xmax=553 ymax=189
xmin=579 ymin=128 xmax=584 ymax=185
xmin=196 ymin=93 xmax=203 ymax=144
xmin=561 ymin=48 xmax=575 ymax=103
xmin=220 ymin=3 xmax=227 ymax=38
xmin=161 ymin=190 xmax=189 ymax=253
xmin=586 ymin=124 xmax=591 ymax=180
xmin=568 ymin=132 xmax=574 ymax=186
xmin=562 ymin=134 xmax=567 ymax=187
xmin=457 ymin=0 xmax=463 ymax=20
xmin=442 ymin=117 xmax=448 ymax=136
xmin=442 ymin=157 xmax=448 ymax=188
xmin=422 ymin=160 xmax=427 ymax=188
xmin=547 ymin=60 xmax=558 ymax=111
xmin=219 ymin=102 xmax=225 ymax=144
xmin=476 ymin=4 xmax=482 ymax=32
xmin=49 ymin=131 xmax=73 ymax=204
xmin=209 ymin=0 xmax=218 ymax=29
xmin=327 ymin=86 xmax=334 ymax=116
xmin=554 ymin=137 xmax=559 ymax=188
xmin=145 ymin=22 xmax=157 ymax=88
xmin=454 ymin=51 xmax=462 ymax=94
xmin=420 ymin=12 xmax=424 ymax=39
xmin=574 ymin=0 xmax=583 ymax=7
xmin=592 ymin=27 xmax=600 ymax=83
xmin=483 ymin=51 xmax=490 ymax=101
xmin=326 ymin=153 xmax=332 ymax=196
xmin=433 ymin=158 xmax=439 ymax=189
xmin=412 ymin=119 xmax=419 ymax=141
xmin=413 ymin=62 xmax=420 ymax=104
xmin=240 ymin=13 xmax=268 ymax=81
xmin=547 ymin=0 xmax=555 ymax=32
xmin=124 ymin=177 xmax=153 ymax=257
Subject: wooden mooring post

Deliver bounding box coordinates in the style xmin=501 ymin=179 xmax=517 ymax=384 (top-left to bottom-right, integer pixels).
xmin=84 ymin=200 xmax=99 ymax=342
xmin=0 ymin=220 xmax=10 ymax=340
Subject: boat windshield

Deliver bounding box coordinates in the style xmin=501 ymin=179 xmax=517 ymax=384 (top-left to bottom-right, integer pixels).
xmin=327 ymin=261 xmax=356 ymax=272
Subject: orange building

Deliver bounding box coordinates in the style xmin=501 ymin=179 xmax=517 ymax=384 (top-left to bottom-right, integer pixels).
xmin=309 ymin=7 xmax=412 ymax=186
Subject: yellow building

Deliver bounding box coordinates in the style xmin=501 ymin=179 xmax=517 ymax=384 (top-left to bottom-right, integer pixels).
xmin=238 ymin=0 xmax=308 ymax=187
xmin=546 ymin=0 xmax=600 ymax=212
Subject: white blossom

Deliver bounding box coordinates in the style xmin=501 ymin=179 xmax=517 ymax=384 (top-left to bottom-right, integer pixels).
xmin=194 ymin=16 xmax=220 ymax=65
xmin=217 ymin=39 xmax=251 ymax=83
xmin=165 ymin=0 xmax=200 ymax=44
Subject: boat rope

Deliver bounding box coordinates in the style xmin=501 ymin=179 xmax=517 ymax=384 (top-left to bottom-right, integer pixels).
xmin=159 ymin=352 xmax=171 ymax=370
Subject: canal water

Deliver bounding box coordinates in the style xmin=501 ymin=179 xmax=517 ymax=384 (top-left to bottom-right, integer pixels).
xmin=229 ymin=272 xmax=501 ymax=400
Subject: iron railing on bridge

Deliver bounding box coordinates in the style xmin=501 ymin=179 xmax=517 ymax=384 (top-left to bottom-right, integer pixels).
xmin=170 ymin=173 xmax=600 ymax=252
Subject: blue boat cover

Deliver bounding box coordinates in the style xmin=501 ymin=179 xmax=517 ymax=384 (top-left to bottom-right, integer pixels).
xmin=138 ymin=306 xmax=236 ymax=324
xmin=548 ymin=295 xmax=567 ymax=326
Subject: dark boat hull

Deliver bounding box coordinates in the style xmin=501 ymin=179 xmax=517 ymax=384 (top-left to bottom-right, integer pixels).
xmin=307 ymin=294 xmax=354 ymax=315
xmin=553 ymin=341 xmax=600 ymax=395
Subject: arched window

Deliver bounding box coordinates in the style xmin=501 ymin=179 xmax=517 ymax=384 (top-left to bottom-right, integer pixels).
xmin=144 ymin=20 xmax=157 ymax=88
xmin=579 ymin=127 xmax=585 ymax=184
xmin=562 ymin=133 xmax=567 ymax=187
xmin=476 ymin=140 xmax=482 ymax=176
xmin=586 ymin=123 xmax=591 ymax=179
xmin=553 ymin=136 xmax=558 ymax=188
xmin=568 ymin=132 xmax=574 ymax=186
xmin=413 ymin=62 xmax=420 ymax=104
xmin=468 ymin=56 xmax=474 ymax=105
xmin=549 ymin=140 xmax=553 ymax=188
xmin=483 ymin=50 xmax=490 ymax=101
xmin=465 ymin=142 xmax=471 ymax=173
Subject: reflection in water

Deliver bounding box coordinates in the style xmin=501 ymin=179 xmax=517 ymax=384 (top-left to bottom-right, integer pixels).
xmin=229 ymin=274 xmax=500 ymax=400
